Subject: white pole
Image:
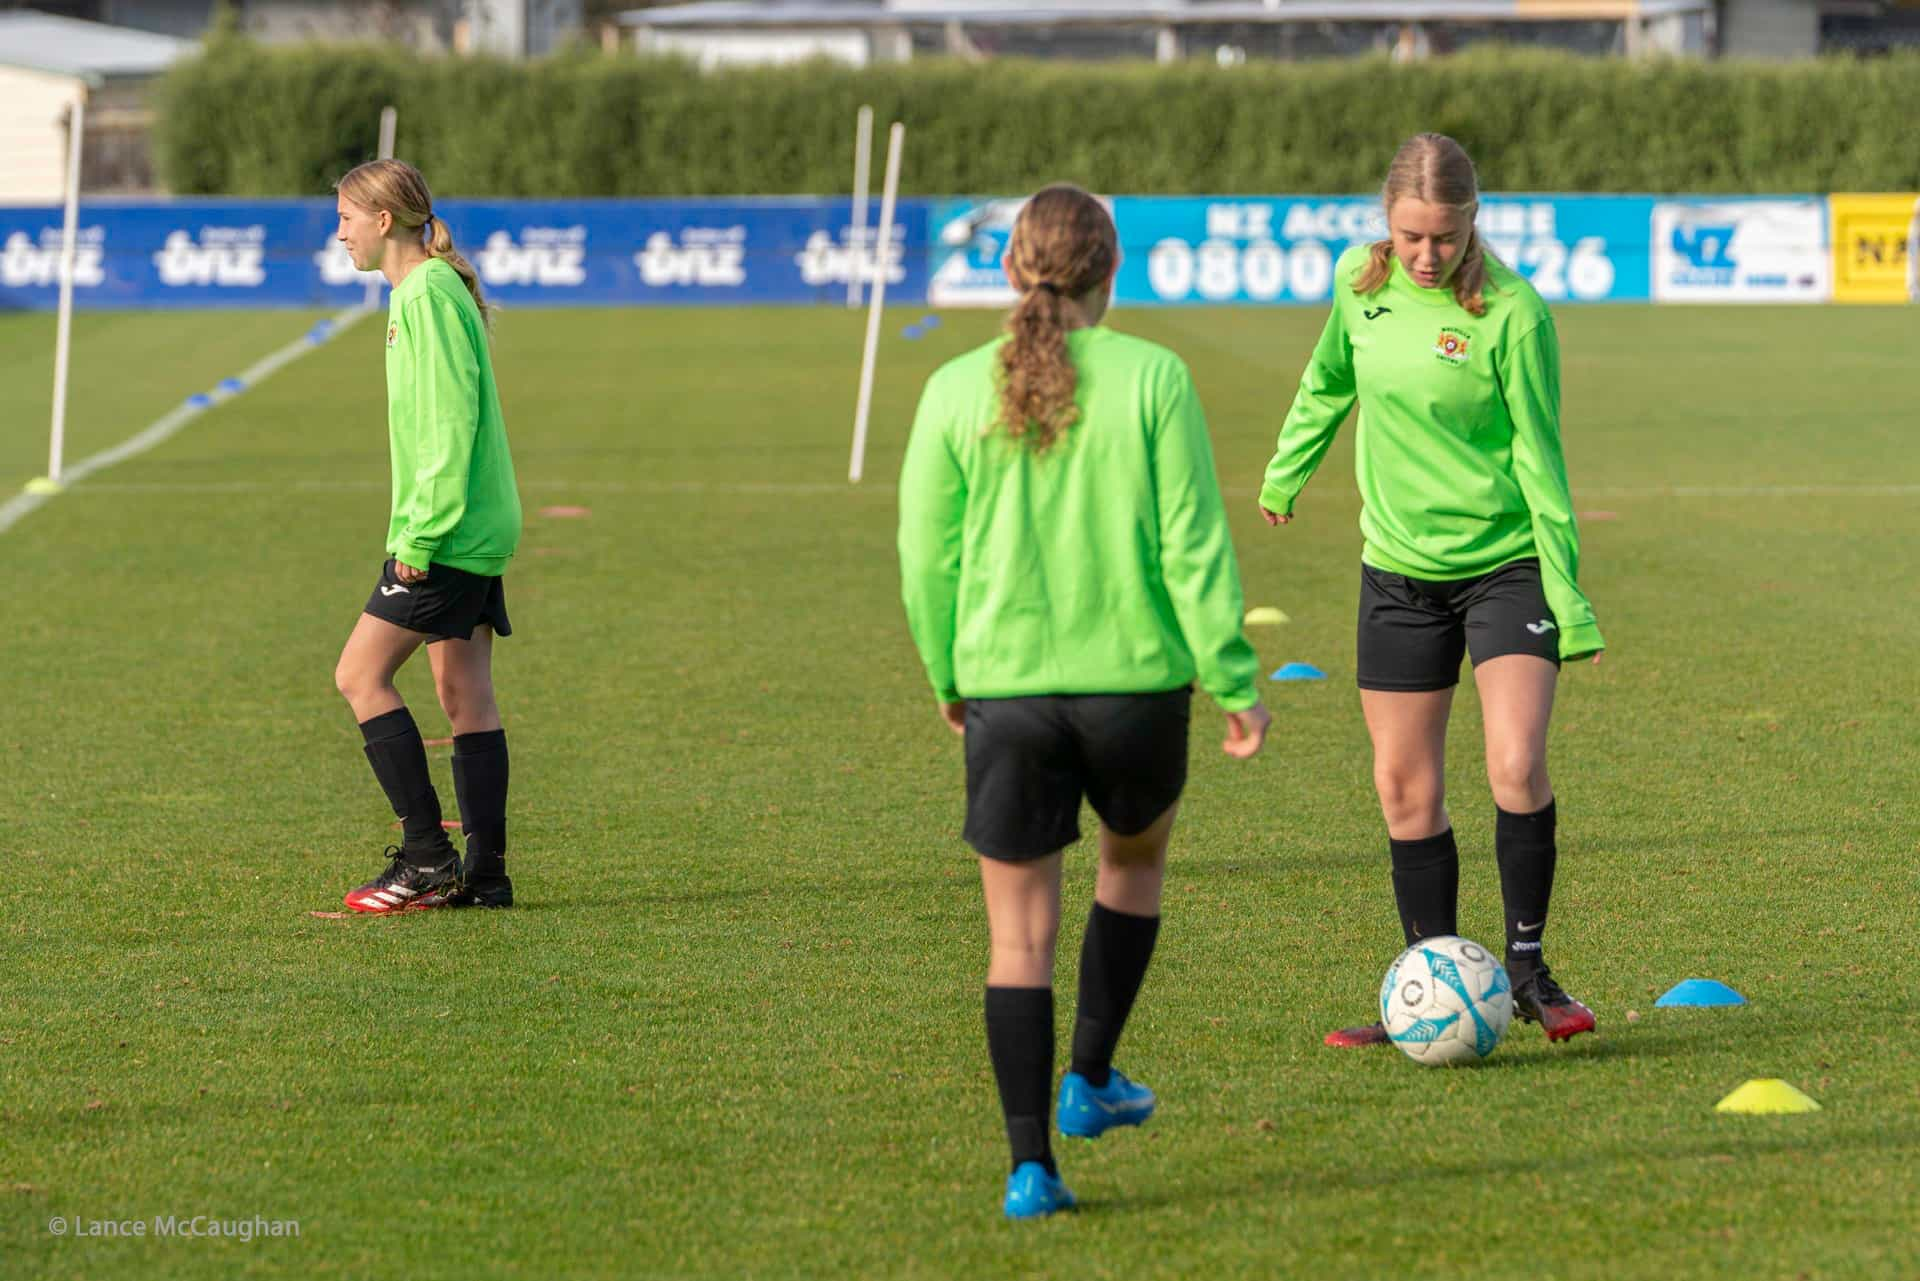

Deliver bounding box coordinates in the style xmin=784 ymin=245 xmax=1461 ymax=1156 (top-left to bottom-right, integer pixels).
xmin=36 ymin=96 xmax=85 ymax=495
xmin=847 ymin=105 xmax=872 ymax=309
xmin=364 ymin=105 xmax=398 ymax=310
xmin=847 ymin=121 xmax=903 ymax=485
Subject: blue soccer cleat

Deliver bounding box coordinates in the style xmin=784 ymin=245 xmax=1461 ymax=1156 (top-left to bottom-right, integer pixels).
xmin=1003 ymin=1161 xmax=1075 ymax=1220
xmin=1056 ymin=1068 xmax=1156 ymax=1139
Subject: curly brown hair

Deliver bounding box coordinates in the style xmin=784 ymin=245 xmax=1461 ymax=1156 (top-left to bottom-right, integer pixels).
xmin=1353 ymin=134 xmax=1491 ymax=318
xmin=994 ymin=185 xmax=1118 ymax=453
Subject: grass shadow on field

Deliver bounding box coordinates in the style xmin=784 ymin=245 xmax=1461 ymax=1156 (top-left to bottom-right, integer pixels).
xmin=1077 ymin=1123 xmax=1920 ymax=1216
xmin=525 ymin=872 xmax=967 ymax=913
xmin=1464 ymin=1032 xmax=1689 ymax=1069
xmin=1476 ymin=1014 xmax=1833 ymax=1070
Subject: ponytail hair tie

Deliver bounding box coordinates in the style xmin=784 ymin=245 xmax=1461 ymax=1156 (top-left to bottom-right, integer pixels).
xmin=1036 ymin=281 xmax=1060 ymax=295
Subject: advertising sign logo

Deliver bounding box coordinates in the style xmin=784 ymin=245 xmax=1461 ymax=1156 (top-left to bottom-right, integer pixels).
xmin=1828 ymin=193 xmax=1919 ymax=303
xmin=153 ymin=227 xmax=267 ymax=288
xmin=636 ymin=226 xmax=748 ymax=288
xmin=1 ymin=226 xmax=106 ymax=289
xmin=474 ymin=227 xmax=588 ymax=287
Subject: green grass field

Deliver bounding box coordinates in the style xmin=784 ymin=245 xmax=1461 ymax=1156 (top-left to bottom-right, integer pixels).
xmin=2 ymin=301 xmax=1917 ymax=1280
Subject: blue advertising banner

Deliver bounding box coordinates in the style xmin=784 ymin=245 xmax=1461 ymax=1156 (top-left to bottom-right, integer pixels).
xmin=927 ymin=195 xmax=1655 ymax=307
xmin=1121 ymin=195 xmax=1651 ymax=305
xmin=0 ymin=198 xmax=925 ymax=310
xmin=4 ymin=194 xmax=1831 ymax=310
xmin=1475 ymin=196 xmax=1654 ymax=303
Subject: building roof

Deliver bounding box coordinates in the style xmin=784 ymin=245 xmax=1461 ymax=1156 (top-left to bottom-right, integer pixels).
xmin=622 ymin=0 xmax=1708 ymax=24
xmin=0 ymin=11 xmax=194 ymax=82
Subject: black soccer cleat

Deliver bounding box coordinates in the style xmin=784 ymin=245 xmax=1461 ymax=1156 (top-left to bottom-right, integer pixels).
xmin=433 ymin=873 xmax=514 ymax=909
xmin=1511 ymin=965 xmax=1597 ymax=1042
xmin=344 ymin=845 xmax=461 ymax=914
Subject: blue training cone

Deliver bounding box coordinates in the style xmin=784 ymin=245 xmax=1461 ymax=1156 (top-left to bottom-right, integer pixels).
xmin=901 ymin=325 xmax=923 ymax=340
xmin=1271 ymin=662 xmax=1327 ymax=681
xmin=920 ymin=314 xmax=942 ymax=329
xmin=1655 ymin=978 xmax=1746 ymax=1008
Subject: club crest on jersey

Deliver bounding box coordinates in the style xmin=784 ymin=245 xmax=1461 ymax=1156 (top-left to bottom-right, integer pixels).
xmin=386 ymin=321 xmax=399 ymax=348
xmin=1434 ymin=328 xmax=1471 ymax=364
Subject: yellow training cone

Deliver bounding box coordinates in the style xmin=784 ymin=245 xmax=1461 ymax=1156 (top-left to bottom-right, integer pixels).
xmin=1244 ymin=607 xmax=1291 ymax=626
xmin=1715 ymin=1079 xmax=1821 ymax=1115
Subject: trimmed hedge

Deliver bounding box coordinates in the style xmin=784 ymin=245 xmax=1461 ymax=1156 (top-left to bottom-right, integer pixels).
xmin=154 ymin=37 xmax=1920 ymax=196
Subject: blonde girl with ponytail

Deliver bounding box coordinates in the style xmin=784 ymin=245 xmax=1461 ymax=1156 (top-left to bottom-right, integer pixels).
xmin=899 ymin=183 xmax=1270 ymax=1220
xmin=1258 ymin=134 xmax=1606 ymax=1049
xmin=331 ymin=159 xmax=524 ymax=915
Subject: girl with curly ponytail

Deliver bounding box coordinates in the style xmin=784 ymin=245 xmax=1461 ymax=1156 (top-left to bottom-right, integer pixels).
xmin=899 ymin=182 xmax=1270 ymax=1220
xmin=992 ymin=184 xmax=1119 ymax=451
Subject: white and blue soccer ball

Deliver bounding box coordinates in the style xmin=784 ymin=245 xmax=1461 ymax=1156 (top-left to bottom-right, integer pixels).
xmin=1379 ymin=935 xmax=1513 ymax=1066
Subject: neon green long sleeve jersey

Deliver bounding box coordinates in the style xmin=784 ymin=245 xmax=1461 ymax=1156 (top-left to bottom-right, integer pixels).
xmin=898 ymin=326 xmax=1260 ymax=711
xmin=384 ymin=257 xmax=521 ymax=574
xmin=1259 ymin=246 xmax=1604 ymax=660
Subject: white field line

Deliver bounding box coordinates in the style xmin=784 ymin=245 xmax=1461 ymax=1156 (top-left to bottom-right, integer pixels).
xmin=0 ymin=307 xmax=372 ymax=537
xmin=68 ymin=478 xmax=885 ymax=497
xmin=57 ymin=480 xmax=1920 ymax=500
xmin=1575 ymin=484 xmax=1920 ymax=499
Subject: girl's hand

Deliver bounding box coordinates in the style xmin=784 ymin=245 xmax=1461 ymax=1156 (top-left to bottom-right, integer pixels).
xmin=1261 ymin=507 xmax=1291 ymax=527
xmin=938 ymin=701 xmax=966 ymax=736
xmin=1222 ymin=703 xmax=1271 ymax=759
xmin=395 ymin=559 xmax=428 ymax=584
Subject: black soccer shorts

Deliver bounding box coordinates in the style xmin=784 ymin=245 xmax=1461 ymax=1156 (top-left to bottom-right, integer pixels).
xmin=362 ymin=558 xmax=512 ymax=643
xmin=961 ymin=687 xmax=1192 ymax=862
xmin=1356 ymin=557 xmax=1560 ymax=692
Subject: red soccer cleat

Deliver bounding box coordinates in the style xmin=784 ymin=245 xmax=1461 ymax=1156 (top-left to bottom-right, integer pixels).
xmin=343 ymin=846 xmax=460 ymax=914
xmin=1512 ymin=966 xmax=1597 ymax=1042
xmin=1324 ymin=1021 xmax=1392 ymax=1048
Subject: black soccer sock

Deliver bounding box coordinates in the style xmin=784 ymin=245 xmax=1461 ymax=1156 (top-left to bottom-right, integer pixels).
xmin=359 ymin=707 xmax=452 ymax=862
xmin=1069 ymin=902 xmax=1160 ymax=1089
xmin=1389 ymin=828 xmax=1459 ymax=946
xmin=1496 ymin=800 xmax=1557 ymax=987
xmin=984 ymin=986 xmax=1056 ymax=1176
xmin=451 ymin=730 xmax=509 ymax=879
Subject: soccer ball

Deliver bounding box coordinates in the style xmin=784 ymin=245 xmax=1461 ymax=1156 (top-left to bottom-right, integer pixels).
xmin=1379 ymin=935 xmax=1513 ymax=1066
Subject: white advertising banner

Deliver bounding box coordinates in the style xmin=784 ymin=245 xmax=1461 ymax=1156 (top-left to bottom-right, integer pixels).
xmin=1650 ymin=200 xmax=1830 ymax=303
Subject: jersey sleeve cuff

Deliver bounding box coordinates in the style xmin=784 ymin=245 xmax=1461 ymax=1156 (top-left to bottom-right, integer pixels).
xmin=1256 ymin=484 xmax=1295 ymax=516
xmin=1558 ymin=620 xmax=1605 ymax=661
xmin=1211 ymin=685 xmax=1260 ymax=713
xmin=395 ymin=540 xmax=438 ymax=570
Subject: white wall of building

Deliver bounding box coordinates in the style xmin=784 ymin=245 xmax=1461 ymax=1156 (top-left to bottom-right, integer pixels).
xmin=636 ymin=27 xmax=875 ymax=67
xmin=1717 ymin=0 xmax=1818 ymax=55
xmin=0 ymin=65 xmax=85 ymax=203
xmin=240 ymin=0 xmax=582 ymax=55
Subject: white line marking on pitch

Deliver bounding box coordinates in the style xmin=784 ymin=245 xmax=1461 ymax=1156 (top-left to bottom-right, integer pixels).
xmin=1576 ymin=484 xmax=1920 ymax=498
xmin=0 ymin=306 xmax=371 ymax=537
xmin=68 ymin=478 xmax=890 ymax=497
xmin=60 ymin=479 xmax=1920 ymax=500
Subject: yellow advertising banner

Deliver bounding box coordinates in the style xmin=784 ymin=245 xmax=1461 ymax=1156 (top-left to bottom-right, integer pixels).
xmin=1830 ymin=194 xmax=1918 ymax=303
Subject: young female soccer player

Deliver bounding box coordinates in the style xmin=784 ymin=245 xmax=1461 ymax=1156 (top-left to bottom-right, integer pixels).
xmin=899 ymin=184 xmax=1272 ymax=1219
xmin=1259 ymin=134 xmax=1603 ymax=1045
xmin=331 ymin=159 xmax=522 ymax=913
